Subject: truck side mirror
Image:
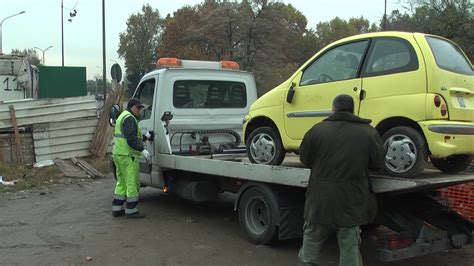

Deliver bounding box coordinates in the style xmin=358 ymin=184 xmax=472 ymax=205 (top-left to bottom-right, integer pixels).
xmin=109 ymin=104 xmax=120 ymax=127
xmin=161 ymin=111 xmax=173 ymax=122
xmin=286 ymin=82 xmax=296 ymax=103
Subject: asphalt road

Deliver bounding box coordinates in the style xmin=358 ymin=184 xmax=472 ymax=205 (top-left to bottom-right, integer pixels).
xmin=1 ymin=178 xmax=473 ymax=265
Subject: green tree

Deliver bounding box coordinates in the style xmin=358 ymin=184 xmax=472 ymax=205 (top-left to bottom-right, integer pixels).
xmin=11 ymin=48 xmax=41 ymax=65
xmin=385 ymin=0 xmax=473 ymax=61
xmin=315 ymin=17 xmax=378 ymax=48
xmin=158 ymin=0 xmax=315 ymax=94
xmin=117 ymin=4 xmax=163 ymax=92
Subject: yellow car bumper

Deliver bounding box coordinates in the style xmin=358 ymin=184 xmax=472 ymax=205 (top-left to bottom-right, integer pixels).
xmin=419 ymin=121 xmax=474 ymax=158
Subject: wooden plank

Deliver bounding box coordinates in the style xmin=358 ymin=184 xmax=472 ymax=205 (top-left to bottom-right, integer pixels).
xmin=9 ymin=105 xmax=24 ymax=164
xmin=54 ymin=159 xmax=90 ymax=178
xmin=72 ymin=157 xmax=105 ymax=179
xmin=90 ymin=91 xmax=119 ymax=158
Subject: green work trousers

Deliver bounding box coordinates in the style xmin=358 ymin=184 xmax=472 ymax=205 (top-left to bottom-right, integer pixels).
xmin=298 ymin=221 xmax=362 ymax=266
xmin=112 ymin=154 xmax=140 ymax=214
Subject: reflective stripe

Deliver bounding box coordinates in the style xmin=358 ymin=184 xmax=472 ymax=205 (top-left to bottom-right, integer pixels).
xmin=114 ymin=194 xmax=126 ymax=200
xmin=127 ymin=197 xmax=139 ymax=203
xmin=114 ymin=133 xmax=125 ymax=138
xmin=125 ymin=207 xmax=138 ymax=214
xmin=112 ymin=205 xmax=124 ymax=211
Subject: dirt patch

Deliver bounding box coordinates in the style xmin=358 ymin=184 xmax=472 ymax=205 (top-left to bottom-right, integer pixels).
xmin=0 ymin=156 xmax=112 ymax=194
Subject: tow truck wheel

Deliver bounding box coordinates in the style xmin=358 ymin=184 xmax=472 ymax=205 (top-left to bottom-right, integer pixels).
xmin=246 ymin=126 xmax=285 ymax=165
xmin=238 ymin=186 xmax=279 ymax=244
xmin=382 ymin=126 xmax=428 ymax=178
xmin=430 ymin=155 xmax=472 ymax=174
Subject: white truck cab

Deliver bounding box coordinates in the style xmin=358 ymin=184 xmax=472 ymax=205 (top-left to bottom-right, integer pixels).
xmin=129 ymin=58 xmax=258 ymax=186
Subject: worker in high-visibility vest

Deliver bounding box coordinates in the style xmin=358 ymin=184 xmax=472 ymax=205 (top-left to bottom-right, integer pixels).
xmin=112 ymin=98 xmax=151 ymax=219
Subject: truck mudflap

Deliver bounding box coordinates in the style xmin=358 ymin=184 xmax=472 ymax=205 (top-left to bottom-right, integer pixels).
xmin=376 ymin=191 xmax=474 ymax=262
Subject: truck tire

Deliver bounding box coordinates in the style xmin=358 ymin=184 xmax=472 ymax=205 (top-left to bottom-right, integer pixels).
xmin=382 ymin=126 xmax=428 ymax=178
xmin=246 ymin=126 xmax=285 ymax=165
xmin=238 ymin=186 xmax=279 ymax=244
xmin=431 ymin=155 xmax=472 ymax=174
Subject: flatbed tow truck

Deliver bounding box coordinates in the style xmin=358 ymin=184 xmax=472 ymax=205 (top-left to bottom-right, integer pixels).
xmin=142 ymin=137 xmax=474 ymax=262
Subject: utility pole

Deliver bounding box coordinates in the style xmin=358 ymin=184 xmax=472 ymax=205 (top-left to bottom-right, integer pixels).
xmin=102 ymin=0 xmax=107 ymax=102
xmin=61 ymin=0 xmax=78 ymax=66
xmin=61 ymin=0 xmax=64 ymax=66
xmin=383 ymin=0 xmax=387 ymax=31
xmin=0 ymin=11 xmax=26 ymax=55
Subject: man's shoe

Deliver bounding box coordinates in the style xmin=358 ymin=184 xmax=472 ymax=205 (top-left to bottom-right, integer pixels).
xmin=126 ymin=212 xmax=145 ymax=219
xmin=112 ymin=210 xmax=125 ymax=217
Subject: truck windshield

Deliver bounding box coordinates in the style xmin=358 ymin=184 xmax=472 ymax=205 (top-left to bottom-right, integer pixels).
xmin=426 ymin=36 xmax=473 ymax=76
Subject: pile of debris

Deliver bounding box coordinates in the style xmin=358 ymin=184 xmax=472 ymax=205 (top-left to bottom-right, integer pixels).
xmin=53 ymin=157 xmax=105 ymax=179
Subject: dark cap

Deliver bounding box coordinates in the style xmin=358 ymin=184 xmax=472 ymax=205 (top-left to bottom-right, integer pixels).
xmin=127 ymin=98 xmax=144 ymax=109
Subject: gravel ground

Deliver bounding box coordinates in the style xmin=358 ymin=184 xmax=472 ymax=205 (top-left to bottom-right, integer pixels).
xmin=1 ymin=176 xmax=474 ymax=266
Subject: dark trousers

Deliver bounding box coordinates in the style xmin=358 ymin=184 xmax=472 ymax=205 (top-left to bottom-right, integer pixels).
xmin=298 ymin=221 xmax=362 ymax=266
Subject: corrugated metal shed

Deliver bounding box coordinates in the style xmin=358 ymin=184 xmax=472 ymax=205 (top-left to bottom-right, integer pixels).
xmin=32 ymin=118 xmax=100 ymax=162
xmin=0 ymin=95 xmax=97 ymax=129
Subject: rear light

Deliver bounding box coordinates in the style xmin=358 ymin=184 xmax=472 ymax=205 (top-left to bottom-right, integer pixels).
xmin=441 ymin=104 xmax=447 ymax=116
xmin=378 ymin=232 xmax=414 ymax=250
xmin=221 ymin=60 xmax=240 ymax=70
xmin=434 ymin=95 xmax=441 ymax=107
xmin=157 ymin=57 xmax=182 ymax=68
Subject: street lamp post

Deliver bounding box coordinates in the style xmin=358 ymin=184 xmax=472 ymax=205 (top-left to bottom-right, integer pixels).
xmin=0 ymin=11 xmax=26 ymax=55
xmin=34 ymin=45 xmax=53 ymax=64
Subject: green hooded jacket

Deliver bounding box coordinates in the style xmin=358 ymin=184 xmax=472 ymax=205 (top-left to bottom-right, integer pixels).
xmin=299 ymin=112 xmax=385 ymax=226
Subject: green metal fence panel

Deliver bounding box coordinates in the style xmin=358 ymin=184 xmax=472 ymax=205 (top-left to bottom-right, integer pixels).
xmin=38 ymin=66 xmax=87 ymax=98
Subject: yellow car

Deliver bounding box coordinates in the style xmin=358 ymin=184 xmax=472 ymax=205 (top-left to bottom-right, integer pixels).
xmin=244 ymin=31 xmax=473 ymax=178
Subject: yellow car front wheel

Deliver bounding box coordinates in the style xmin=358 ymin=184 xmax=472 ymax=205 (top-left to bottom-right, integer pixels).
xmin=246 ymin=126 xmax=286 ymax=165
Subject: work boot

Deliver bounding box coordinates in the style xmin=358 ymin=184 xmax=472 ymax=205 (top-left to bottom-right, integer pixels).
xmin=126 ymin=212 xmax=145 ymax=219
xmin=112 ymin=210 xmax=125 ymax=217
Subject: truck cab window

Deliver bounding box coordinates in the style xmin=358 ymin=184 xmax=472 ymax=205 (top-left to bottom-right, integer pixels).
xmin=135 ymin=78 xmax=156 ymax=120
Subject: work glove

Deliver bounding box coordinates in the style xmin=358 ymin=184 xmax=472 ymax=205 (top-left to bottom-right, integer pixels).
xmin=142 ymin=149 xmax=151 ymax=163
xmin=144 ymin=131 xmax=154 ymax=141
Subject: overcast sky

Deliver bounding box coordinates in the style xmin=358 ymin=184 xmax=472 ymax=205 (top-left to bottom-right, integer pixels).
xmin=2 ymin=0 xmax=401 ymax=80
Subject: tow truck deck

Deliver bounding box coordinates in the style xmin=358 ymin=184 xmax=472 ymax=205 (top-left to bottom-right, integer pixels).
xmin=156 ymin=153 xmax=474 ymax=194
xmin=147 ymin=153 xmax=474 ymax=262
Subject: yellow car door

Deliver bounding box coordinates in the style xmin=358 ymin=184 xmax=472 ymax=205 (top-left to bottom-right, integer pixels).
xmin=283 ymin=40 xmax=369 ymax=140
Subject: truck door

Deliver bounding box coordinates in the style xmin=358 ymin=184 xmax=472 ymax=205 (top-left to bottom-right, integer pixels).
xmin=134 ymin=78 xmax=156 ymax=185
